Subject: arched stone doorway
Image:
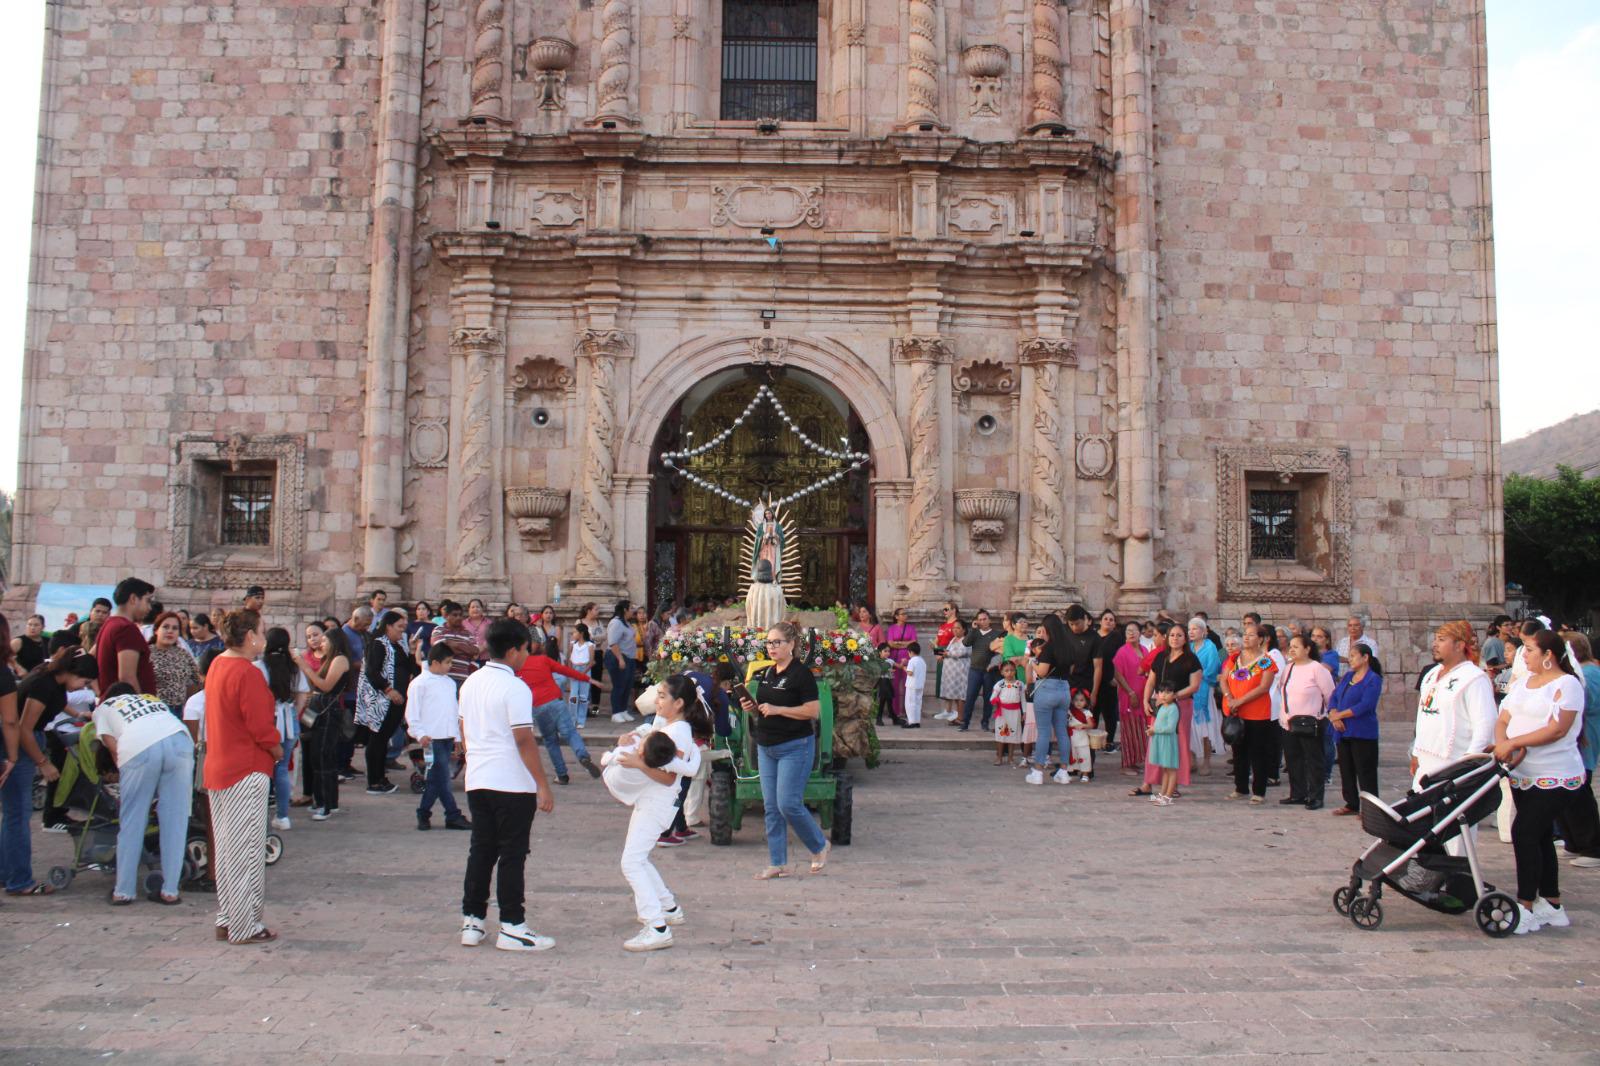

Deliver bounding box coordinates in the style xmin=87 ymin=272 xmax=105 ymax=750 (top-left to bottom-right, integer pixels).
xmin=647 ymin=366 xmax=872 ymax=610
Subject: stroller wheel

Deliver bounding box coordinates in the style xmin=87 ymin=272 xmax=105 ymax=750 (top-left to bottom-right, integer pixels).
xmin=1475 ymin=892 xmax=1520 ymax=938
xmin=47 ymin=866 xmax=73 ymax=889
xmin=264 ymin=833 xmax=284 ymax=866
xmin=1332 ymin=885 xmax=1355 ymax=916
xmin=1349 ymin=897 xmax=1384 ymax=930
xmin=32 ymin=774 xmax=47 ymax=812
xmin=409 ymin=772 xmax=426 ymax=795
xmin=144 ymin=870 xmax=163 ymax=895
xmin=185 ymin=837 xmax=209 ymax=875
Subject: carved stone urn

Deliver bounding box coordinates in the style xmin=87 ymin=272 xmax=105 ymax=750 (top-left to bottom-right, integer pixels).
xmin=504 ymin=487 xmax=569 ymax=550
xmin=961 ymin=44 xmax=1009 ymax=117
xmin=953 ymin=488 xmax=1019 ymax=554
xmin=528 ymin=37 xmax=576 ymax=111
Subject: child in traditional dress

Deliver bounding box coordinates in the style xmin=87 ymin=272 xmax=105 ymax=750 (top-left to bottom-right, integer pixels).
xmin=990 ymin=660 xmax=1024 ymax=765
xmin=1147 ymin=682 xmax=1181 ymax=806
xmin=1067 ymin=687 xmax=1097 ymax=782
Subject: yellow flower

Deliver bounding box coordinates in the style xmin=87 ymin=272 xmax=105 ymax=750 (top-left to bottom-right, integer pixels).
xmin=718 ymin=654 xmax=730 ymax=662
xmin=672 ymin=652 xmax=683 ymax=661
xmin=846 ymin=639 xmax=858 ymax=651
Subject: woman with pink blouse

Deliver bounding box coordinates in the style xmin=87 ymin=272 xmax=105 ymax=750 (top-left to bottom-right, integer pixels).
xmin=1276 ymin=632 xmax=1336 ymax=810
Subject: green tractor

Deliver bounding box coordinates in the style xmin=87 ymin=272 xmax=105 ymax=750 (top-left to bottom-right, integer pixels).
xmin=707 ymin=677 xmax=853 ymax=847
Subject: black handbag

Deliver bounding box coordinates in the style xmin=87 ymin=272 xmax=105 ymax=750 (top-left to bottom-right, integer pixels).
xmin=1221 ymin=713 xmax=1246 ymax=745
xmin=1282 ymin=665 xmax=1323 ymax=736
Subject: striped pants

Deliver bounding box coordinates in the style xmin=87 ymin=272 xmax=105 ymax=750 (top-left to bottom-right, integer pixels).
xmin=209 ymin=772 xmax=270 ymax=943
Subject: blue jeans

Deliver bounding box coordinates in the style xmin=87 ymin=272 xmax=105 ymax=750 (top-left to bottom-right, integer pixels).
xmin=271 ymin=748 xmax=294 ymax=819
xmin=757 ymin=736 xmax=827 ymax=867
xmin=0 ymin=747 xmax=39 ymax=891
xmin=418 ymin=738 xmax=461 ymax=819
xmin=960 ymin=667 xmax=996 ymax=729
xmin=114 ymin=731 xmax=195 ymax=900
xmin=607 ymin=656 xmax=635 ymax=718
xmin=1032 ymin=678 xmax=1072 ymax=767
xmin=533 ymin=699 xmax=588 ymax=778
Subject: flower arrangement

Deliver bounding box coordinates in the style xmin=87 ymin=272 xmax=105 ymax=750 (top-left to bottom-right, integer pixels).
xmin=649 ymin=625 xmax=889 ymax=687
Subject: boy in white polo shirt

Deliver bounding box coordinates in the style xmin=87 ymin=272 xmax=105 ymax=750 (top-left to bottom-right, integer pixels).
xmin=405 ymin=643 xmax=471 ymax=832
xmin=457 ymin=619 xmax=556 ymax=952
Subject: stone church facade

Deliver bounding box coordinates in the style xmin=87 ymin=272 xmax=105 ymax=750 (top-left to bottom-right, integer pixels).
xmin=8 ymin=1 xmax=1502 ymax=659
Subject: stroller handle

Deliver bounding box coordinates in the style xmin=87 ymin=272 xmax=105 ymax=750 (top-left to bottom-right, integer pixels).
xmin=1500 ymin=746 xmax=1527 ymax=771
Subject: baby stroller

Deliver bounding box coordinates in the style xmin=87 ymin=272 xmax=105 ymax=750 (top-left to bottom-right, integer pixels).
xmin=45 ymin=725 xmax=206 ymax=893
xmin=1333 ymin=752 xmax=1521 ymax=937
xmin=182 ymin=789 xmax=286 ymax=885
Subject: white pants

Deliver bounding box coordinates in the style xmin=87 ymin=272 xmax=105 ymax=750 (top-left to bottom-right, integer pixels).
xmin=683 ymin=748 xmax=729 ymax=827
xmin=905 ymin=686 xmax=924 ymax=725
xmin=1414 ymin=761 xmax=1476 ymax=859
xmin=620 ymin=799 xmax=678 ymax=925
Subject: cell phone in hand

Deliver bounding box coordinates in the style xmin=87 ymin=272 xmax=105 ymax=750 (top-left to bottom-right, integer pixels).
xmin=732 ymin=682 xmax=755 ymax=710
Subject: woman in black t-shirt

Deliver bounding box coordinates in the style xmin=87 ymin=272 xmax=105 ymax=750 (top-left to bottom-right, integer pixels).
xmin=739 ymin=621 xmax=831 ymax=880
xmin=1134 ymin=625 xmax=1202 ymax=795
xmin=11 ymin=615 xmax=47 ymax=674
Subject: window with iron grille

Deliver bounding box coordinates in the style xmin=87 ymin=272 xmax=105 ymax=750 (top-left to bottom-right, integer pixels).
xmin=221 ymin=475 xmax=274 ymax=547
xmin=1248 ymin=489 xmax=1298 ymax=561
xmin=721 ymin=0 xmax=818 ymax=121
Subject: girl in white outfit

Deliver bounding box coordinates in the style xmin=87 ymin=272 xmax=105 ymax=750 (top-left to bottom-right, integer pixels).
xmin=601 ymin=674 xmax=710 ymax=952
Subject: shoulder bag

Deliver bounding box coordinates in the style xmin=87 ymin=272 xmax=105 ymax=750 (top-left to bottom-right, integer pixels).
xmin=1284 ymin=664 xmax=1322 ymax=736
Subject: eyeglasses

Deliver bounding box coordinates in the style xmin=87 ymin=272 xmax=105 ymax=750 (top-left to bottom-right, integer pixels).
xmin=765 ymin=638 xmax=789 ymax=646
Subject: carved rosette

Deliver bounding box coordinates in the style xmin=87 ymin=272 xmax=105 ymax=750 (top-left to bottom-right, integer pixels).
xmin=450 ymin=326 xmax=506 ymax=579
xmin=1028 ymin=0 xmax=1065 ymax=132
xmin=572 ymin=330 xmax=632 ymax=583
xmin=903 ymin=0 xmax=941 ymax=128
xmin=469 ymin=0 xmax=506 ymax=119
xmin=505 ymin=487 xmax=570 ymax=551
xmin=590 ymin=0 xmax=634 ymax=124
xmin=954 ymin=489 xmax=1019 ymax=554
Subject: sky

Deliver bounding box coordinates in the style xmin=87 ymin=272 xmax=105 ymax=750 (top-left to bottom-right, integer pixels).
xmin=0 ymin=1 xmax=1595 ymax=493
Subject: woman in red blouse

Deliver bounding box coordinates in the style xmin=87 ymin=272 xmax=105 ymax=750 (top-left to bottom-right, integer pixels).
xmin=203 ymin=609 xmax=282 ymax=945
xmin=517 ymin=639 xmax=603 ymax=785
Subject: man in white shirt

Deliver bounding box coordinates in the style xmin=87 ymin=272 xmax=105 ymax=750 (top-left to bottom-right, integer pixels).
xmin=406 ymin=643 xmax=471 ymax=832
xmin=1409 ymin=620 xmax=1497 ymax=856
xmin=1336 ymin=616 xmax=1378 ymax=667
xmin=458 ymin=619 xmax=556 ymax=953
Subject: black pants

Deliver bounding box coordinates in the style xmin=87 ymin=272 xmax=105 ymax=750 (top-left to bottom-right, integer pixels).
xmin=1336 ymin=737 xmax=1379 ymax=811
xmin=462 ymin=789 xmax=538 ymax=925
xmin=1560 ymin=772 xmax=1600 ymax=858
xmin=365 ymin=702 xmax=405 ymax=787
xmin=669 ymin=775 xmax=692 ymax=834
xmin=1282 ymin=720 xmax=1326 ymax=804
xmin=1511 ymin=785 xmax=1580 ymax=904
xmin=1096 ymin=685 xmax=1119 ymax=747
xmin=305 ymin=718 xmax=342 ymax=813
xmin=42 ymin=731 xmax=72 ymax=827
xmin=1232 ymin=718 xmax=1277 ymax=797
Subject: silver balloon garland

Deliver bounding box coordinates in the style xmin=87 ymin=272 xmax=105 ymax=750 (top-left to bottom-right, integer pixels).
xmin=659 ymin=384 xmax=871 ymax=508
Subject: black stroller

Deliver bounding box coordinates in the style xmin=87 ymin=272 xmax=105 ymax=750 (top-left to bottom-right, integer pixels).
xmin=1333 ymin=752 xmax=1521 ymax=936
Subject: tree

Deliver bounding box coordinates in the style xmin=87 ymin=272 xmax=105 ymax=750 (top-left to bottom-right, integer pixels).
xmin=1503 ymin=466 xmax=1600 ymax=623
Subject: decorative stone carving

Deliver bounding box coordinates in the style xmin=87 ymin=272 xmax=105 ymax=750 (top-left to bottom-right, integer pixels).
xmin=892 ymin=334 xmax=953 ymax=364
xmin=505 ymin=487 xmax=569 ymax=551
xmin=527 ymin=190 xmax=585 ymax=228
xmin=748 ymin=336 xmax=789 ymax=365
xmin=451 ymin=326 xmax=505 ymax=353
xmin=1215 ymin=445 xmax=1353 ymax=605
xmin=711 ymin=184 xmax=824 ymax=230
xmin=953 ymin=358 xmax=1016 ymax=396
xmin=954 ymin=489 xmax=1019 ymax=554
xmin=1028 ymin=0 xmax=1066 ymax=133
xmin=671 ymin=16 xmax=692 ymax=40
xmin=1019 ymin=337 xmax=1077 ymax=366
xmin=576 ymin=328 xmax=633 ymax=360
xmin=449 ymin=325 xmax=506 ymax=579
xmin=845 ymin=22 xmax=867 ymax=46
xmin=948 ymin=195 xmax=1008 ymax=234
xmin=469 ymin=0 xmax=506 ymax=120
xmin=168 ymin=433 xmax=307 ymax=590
xmin=962 ymin=45 xmax=1008 ymax=117
xmin=572 ymin=330 xmax=633 ymax=589
xmin=1025 ymin=359 xmax=1067 ymax=586
xmin=906 ymin=359 xmax=946 ymax=582
xmin=528 ymin=36 xmax=575 ymax=111
xmin=589 ymin=0 xmax=634 ymax=126
xmin=903 ymin=0 xmax=942 ymax=129
xmin=409 ymin=418 xmax=449 ymax=469
xmin=509 ymin=356 xmax=575 ymax=402
xmin=1075 ymin=433 xmax=1114 ymax=479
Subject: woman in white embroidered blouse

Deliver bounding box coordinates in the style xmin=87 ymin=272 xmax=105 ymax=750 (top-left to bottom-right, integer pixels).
xmin=1493 ymin=630 xmax=1586 ymax=935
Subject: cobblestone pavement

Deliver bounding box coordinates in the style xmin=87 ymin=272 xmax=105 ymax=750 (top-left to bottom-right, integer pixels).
xmin=2 ymin=745 xmax=1598 ymax=1064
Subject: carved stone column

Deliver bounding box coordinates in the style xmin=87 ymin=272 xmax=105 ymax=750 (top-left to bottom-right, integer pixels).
xmin=1027 ymin=0 xmax=1067 ymax=133
xmin=1013 ymin=338 xmax=1078 ymax=611
xmin=468 ymin=0 xmax=507 ymax=121
xmin=568 ymin=329 xmax=632 ymax=601
xmin=357 ymin=0 xmax=428 ymax=590
xmin=588 ymin=0 xmax=637 ymax=127
xmin=441 ymin=325 xmax=511 ymax=602
xmin=893 ymin=336 xmax=953 ymax=607
xmin=900 ymin=0 xmax=944 ymax=130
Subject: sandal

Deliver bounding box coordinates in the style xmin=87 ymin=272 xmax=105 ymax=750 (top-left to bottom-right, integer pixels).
xmin=147 ymin=890 xmax=181 ymax=905
xmin=1129 ymin=787 xmax=1152 ymax=797
xmin=215 ymin=926 xmax=229 ymax=941
xmin=810 ymin=843 xmax=832 ymax=874
xmin=753 ymin=866 xmax=789 ymax=880
xmin=6 ymin=883 xmax=56 ymax=897
xmin=232 ymin=927 xmax=278 ymax=945
xmin=108 ymin=893 xmax=134 ymax=906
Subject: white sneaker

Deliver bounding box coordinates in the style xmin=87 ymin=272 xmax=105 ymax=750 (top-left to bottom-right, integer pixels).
xmin=496 ymin=922 xmax=555 ymax=952
xmin=1025 ymin=769 xmax=1044 ymax=785
xmin=661 ymin=905 xmax=686 ymax=926
xmin=1532 ymin=898 xmax=1571 ymax=928
xmin=1511 ymin=904 xmax=1542 ymax=935
xmin=1052 ymin=768 xmax=1071 ymax=785
xmin=310 ymin=808 xmax=330 ymax=822
xmin=460 ymin=916 xmax=486 ymax=947
xmin=610 ymin=712 xmax=634 ymax=724
xmin=1571 ymin=855 xmax=1600 ymax=868
xmin=270 ymin=816 xmax=291 ymax=831
xmin=624 ymin=925 xmax=674 ymax=952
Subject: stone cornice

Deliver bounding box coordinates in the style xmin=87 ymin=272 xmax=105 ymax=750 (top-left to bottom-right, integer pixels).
xmin=431 ymin=129 xmax=1100 ymax=175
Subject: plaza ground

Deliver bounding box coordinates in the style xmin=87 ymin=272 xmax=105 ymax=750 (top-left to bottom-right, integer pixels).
xmin=2 ymin=743 xmax=1597 ymax=1064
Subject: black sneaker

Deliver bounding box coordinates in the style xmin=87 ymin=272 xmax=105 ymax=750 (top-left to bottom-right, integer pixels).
xmin=366 ymin=782 xmax=398 ymax=795
xmin=416 ymin=816 xmax=432 ymax=831
xmin=1104 ymin=742 xmax=1120 ymax=754
xmin=556 ymin=774 xmax=570 ymax=786
xmin=444 ymin=817 xmax=473 ymax=830
xmin=386 ymin=759 xmax=406 ymax=772
xmin=1277 ymin=796 xmax=1304 ymax=805
xmin=337 ymin=769 xmax=359 ymax=781
xmin=580 ymin=755 xmax=601 ymax=779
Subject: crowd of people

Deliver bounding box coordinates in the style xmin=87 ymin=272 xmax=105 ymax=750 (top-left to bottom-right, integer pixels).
xmin=1 ymin=579 xmax=1596 ymax=946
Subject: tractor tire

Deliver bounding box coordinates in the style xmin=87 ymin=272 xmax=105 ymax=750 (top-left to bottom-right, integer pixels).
xmin=709 ymin=763 xmax=734 ymax=846
xmin=830 ymin=773 xmax=853 ymax=846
